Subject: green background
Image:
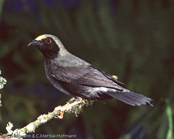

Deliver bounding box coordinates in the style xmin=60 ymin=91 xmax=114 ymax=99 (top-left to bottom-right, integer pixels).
xmin=0 ymin=0 xmax=173 ymax=139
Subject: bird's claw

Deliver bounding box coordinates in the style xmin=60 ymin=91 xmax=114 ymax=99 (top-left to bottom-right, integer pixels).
xmin=55 ymin=99 xmax=88 ymax=119
xmin=81 ymin=99 xmax=87 ymax=104
xmin=55 ymin=106 xmax=65 ymax=119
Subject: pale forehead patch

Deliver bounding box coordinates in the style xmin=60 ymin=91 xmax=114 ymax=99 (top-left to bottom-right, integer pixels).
xmin=35 ymin=34 xmax=49 ymax=41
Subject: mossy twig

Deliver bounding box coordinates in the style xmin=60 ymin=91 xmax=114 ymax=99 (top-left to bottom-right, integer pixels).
xmin=1 ymin=98 xmax=94 ymax=139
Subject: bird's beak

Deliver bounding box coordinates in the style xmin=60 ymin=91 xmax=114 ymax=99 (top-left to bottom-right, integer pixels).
xmin=28 ymin=40 xmax=42 ymax=47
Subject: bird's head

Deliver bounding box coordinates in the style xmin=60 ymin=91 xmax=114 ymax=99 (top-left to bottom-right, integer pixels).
xmin=28 ymin=34 xmax=68 ymax=59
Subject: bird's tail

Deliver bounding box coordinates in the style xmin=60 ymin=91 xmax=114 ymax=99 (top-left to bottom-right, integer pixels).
xmin=107 ymin=89 xmax=153 ymax=106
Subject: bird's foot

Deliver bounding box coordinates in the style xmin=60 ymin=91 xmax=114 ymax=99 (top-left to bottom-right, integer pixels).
xmin=55 ymin=98 xmax=88 ymax=119
xmin=68 ymin=97 xmax=86 ymax=104
xmin=69 ymin=97 xmax=87 ymax=103
xmin=55 ymin=106 xmax=65 ymax=119
xmin=66 ymin=98 xmax=87 ymax=110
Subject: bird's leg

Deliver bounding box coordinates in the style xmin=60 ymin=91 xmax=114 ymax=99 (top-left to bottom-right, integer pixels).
xmin=55 ymin=97 xmax=87 ymax=119
xmin=68 ymin=97 xmax=80 ymax=103
xmin=68 ymin=97 xmax=88 ymax=104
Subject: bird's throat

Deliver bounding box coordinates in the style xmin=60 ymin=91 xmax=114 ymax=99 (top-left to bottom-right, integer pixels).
xmin=39 ymin=48 xmax=58 ymax=59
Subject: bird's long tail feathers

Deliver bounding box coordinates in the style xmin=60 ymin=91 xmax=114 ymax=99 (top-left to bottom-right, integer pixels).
xmin=107 ymin=89 xmax=153 ymax=106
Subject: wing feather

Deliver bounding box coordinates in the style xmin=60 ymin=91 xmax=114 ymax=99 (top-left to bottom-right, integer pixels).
xmin=51 ymin=65 xmax=124 ymax=91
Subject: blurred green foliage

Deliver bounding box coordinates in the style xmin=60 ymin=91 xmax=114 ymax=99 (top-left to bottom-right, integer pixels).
xmin=0 ymin=0 xmax=174 ymax=139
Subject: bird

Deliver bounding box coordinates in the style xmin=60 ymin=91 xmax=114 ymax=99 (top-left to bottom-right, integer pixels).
xmin=28 ymin=34 xmax=153 ymax=117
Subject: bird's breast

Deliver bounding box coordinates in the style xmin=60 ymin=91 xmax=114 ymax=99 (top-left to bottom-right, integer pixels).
xmin=44 ymin=60 xmax=71 ymax=95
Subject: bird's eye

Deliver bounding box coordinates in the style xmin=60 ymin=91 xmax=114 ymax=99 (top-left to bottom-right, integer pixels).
xmin=45 ymin=38 xmax=52 ymax=44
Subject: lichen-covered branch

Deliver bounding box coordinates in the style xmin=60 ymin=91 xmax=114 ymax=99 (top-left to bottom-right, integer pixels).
xmin=2 ymin=98 xmax=94 ymax=139
xmin=0 ymin=70 xmax=7 ymax=90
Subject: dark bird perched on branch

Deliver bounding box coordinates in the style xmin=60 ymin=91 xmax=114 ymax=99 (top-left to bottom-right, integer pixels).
xmin=28 ymin=34 xmax=153 ymax=114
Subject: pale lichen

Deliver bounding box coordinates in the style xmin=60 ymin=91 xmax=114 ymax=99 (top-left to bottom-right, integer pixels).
xmin=0 ymin=70 xmax=7 ymax=89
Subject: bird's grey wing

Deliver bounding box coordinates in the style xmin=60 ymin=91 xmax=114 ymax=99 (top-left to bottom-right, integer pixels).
xmin=90 ymin=65 xmax=125 ymax=87
xmin=50 ymin=64 xmax=153 ymax=106
xmin=51 ymin=65 xmax=124 ymax=91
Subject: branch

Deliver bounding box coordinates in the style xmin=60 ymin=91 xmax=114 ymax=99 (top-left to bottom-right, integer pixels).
xmin=0 ymin=70 xmax=7 ymax=90
xmin=1 ymin=98 xmax=94 ymax=139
